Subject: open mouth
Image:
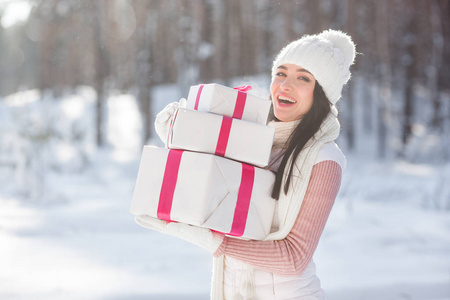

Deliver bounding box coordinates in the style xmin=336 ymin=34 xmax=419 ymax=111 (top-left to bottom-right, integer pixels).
xmin=277 ymin=95 xmax=296 ymax=105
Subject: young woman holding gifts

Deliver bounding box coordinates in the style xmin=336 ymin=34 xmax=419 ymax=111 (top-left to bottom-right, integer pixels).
xmin=137 ymin=29 xmax=356 ymax=299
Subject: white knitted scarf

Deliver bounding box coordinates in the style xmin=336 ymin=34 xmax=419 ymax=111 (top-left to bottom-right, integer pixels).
xmin=211 ymin=106 xmax=341 ymax=299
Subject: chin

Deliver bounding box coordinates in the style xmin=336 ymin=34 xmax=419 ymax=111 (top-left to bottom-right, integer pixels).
xmin=274 ymin=114 xmax=292 ymax=122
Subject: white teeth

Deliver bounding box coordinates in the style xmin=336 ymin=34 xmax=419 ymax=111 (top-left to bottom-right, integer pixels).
xmin=278 ymin=96 xmax=296 ymax=103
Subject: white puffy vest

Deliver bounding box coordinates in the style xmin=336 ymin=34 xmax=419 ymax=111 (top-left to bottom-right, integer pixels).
xmin=221 ymin=142 xmax=346 ymax=300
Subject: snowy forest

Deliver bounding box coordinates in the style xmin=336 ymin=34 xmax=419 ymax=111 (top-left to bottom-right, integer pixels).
xmin=1 ymin=0 xmax=450 ymax=299
xmin=2 ymin=0 xmax=450 ymax=160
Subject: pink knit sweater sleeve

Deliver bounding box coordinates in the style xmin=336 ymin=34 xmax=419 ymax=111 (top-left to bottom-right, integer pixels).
xmin=213 ymin=160 xmax=342 ymax=277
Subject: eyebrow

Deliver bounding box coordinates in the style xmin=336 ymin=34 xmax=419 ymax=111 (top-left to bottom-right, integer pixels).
xmin=277 ymin=65 xmax=311 ymax=74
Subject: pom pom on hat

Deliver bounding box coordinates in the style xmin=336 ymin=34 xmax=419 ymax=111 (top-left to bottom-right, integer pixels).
xmin=320 ymin=29 xmax=356 ymax=66
xmin=272 ymin=29 xmax=356 ymax=104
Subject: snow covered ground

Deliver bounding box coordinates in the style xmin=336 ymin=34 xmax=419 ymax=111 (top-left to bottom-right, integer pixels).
xmin=1 ymin=85 xmax=449 ymax=300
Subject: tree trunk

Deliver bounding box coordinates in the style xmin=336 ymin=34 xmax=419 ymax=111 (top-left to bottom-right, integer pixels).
xmin=437 ymin=0 xmax=450 ymax=160
xmin=432 ymin=0 xmax=450 ymax=130
xmin=401 ymin=8 xmax=418 ymax=149
xmin=92 ymin=2 xmax=111 ymax=147
xmin=428 ymin=0 xmax=443 ymax=130
xmin=344 ymin=0 xmax=358 ymax=151
xmin=133 ymin=0 xmax=155 ymax=145
xmin=375 ymin=0 xmax=392 ymax=159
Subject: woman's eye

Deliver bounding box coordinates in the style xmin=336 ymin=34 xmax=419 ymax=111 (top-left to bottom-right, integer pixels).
xmin=276 ymin=72 xmax=286 ymax=77
xmin=298 ymin=76 xmax=310 ymax=82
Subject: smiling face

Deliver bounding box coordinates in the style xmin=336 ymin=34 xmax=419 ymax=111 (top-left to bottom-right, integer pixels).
xmin=270 ymin=64 xmax=316 ymax=122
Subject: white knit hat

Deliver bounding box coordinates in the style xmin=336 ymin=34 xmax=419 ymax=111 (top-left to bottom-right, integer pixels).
xmin=271 ymin=29 xmax=356 ymax=104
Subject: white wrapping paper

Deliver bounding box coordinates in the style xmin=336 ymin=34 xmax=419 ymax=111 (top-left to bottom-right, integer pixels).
xmin=186 ymin=83 xmax=272 ymax=125
xmin=130 ymin=146 xmax=276 ymax=240
xmin=168 ymin=108 xmax=275 ymax=168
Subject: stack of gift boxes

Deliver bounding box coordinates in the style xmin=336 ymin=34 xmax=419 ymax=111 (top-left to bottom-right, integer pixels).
xmin=130 ymin=83 xmax=276 ymax=240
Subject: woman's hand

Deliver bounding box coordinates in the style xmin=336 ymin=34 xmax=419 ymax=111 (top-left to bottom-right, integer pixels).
xmin=135 ymin=215 xmax=224 ymax=253
xmin=155 ymin=98 xmax=187 ymax=144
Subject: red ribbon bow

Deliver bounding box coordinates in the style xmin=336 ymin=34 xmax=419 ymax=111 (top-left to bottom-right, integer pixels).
xmin=233 ymin=85 xmax=252 ymax=93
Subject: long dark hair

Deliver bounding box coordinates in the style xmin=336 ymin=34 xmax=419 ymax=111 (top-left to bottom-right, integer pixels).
xmin=271 ymin=81 xmax=331 ymax=200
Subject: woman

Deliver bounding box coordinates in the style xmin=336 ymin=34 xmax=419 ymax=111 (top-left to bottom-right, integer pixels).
xmin=137 ymin=29 xmax=356 ymax=299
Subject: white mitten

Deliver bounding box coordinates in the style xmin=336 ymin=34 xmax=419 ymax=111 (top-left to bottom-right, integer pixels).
xmin=155 ymin=98 xmax=187 ymax=144
xmin=136 ymin=215 xmax=224 ymax=253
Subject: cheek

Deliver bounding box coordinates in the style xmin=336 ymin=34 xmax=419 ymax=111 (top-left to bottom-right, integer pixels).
xmin=269 ymin=80 xmax=277 ymax=95
xmin=299 ymin=86 xmax=315 ymax=103
xmin=269 ymin=82 xmax=278 ymax=102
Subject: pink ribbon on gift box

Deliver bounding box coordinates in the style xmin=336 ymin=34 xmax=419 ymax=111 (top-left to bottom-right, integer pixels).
xmin=215 ymin=116 xmax=233 ymax=157
xmin=157 ymin=150 xmax=255 ymax=237
xmin=233 ymin=85 xmax=252 ymax=92
xmin=193 ymin=84 xmax=252 ymax=119
xmin=157 ymin=149 xmax=183 ymax=222
xmin=193 ymin=84 xmax=253 ymax=157
xmin=229 ymin=163 xmax=255 ymax=236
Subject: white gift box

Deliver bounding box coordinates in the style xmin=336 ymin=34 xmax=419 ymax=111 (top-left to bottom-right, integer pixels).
xmin=186 ymin=83 xmax=272 ymax=125
xmin=130 ymin=146 xmax=276 ymax=240
xmin=168 ymin=108 xmax=275 ymax=168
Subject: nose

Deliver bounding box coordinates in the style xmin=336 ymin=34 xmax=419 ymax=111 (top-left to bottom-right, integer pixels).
xmin=280 ymin=77 xmax=294 ymax=91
